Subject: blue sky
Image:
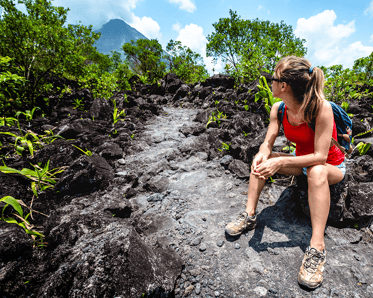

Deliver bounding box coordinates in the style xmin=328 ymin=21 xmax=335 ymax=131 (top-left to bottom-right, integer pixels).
xmin=7 ymin=0 xmax=373 ymax=73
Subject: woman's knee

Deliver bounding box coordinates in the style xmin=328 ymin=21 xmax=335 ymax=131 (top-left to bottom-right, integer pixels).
xmin=307 ymin=165 xmax=328 ymax=186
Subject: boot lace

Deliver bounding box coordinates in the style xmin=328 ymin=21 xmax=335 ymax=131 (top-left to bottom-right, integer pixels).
xmin=233 ymin=212 xmax=247 ymax=226
xmin=303 ymin=248 xmax=324 ymax=273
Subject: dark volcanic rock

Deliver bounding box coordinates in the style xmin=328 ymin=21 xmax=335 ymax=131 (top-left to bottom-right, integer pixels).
xmin=144 ymin=176 xmax=169 ymax=193
xmin=164 ymin=73 xmax=182 ymax=93
xmin=33 ymin=139 xmax=80 ymax=169
xmin=203 ymin=74 xmax=234 ymax=89
xmin=89 ymin=97 xmax=112 ymax=121
xmin=56 ymin=119 xmax=106 ymax=139
xmin=344 ymin=182 xmax=373 ymax=220
xmin=94 ymin=141 xmax=123 ymax=159
xmin=0 ymin=221 xmax=32 ymax=262
xmin=348 ymin=155 xmax=373 ymax=182
xmin=54 ymin=154 xmax=114 ymax=196
xmin=40 ymin=218 xmax=182 ymax=298
xmin=228 ymin=159 xmax=251 ymax=178
xmin=0 ymin=172 xmax=30 ymax=202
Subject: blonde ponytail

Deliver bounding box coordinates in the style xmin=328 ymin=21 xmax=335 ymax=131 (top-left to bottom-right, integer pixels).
xmin=275 ymin=56 xmax=325 ymax=124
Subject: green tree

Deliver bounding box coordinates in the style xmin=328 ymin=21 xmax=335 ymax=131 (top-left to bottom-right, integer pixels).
xmin=109 ymin=50 xmax=122 ymax=73
xmin=165 ymin=40 xmax=209 ymax=84
xmin=353 ymin=52 xmax=373 ymax=84
xmin=0 ymin=56 xmax=26 ymax=117
xmin=0 ymin=0 xmax=101 ymax=108
xmin=122 ymin=38 xmax=166 ymax=84
xmin=206 ymin=10 xmax=307 ymax=82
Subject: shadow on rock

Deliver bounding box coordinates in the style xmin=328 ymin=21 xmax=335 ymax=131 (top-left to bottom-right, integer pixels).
xmin=247 ymin=186 xmax=312 ymax=253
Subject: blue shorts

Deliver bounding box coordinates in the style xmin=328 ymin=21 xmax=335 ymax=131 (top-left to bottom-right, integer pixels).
xmin=291 ymin=151 xmax=346 ymax=177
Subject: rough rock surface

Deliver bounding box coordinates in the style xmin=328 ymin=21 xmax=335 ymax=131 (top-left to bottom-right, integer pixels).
xmin=1 ymin=74 xmax=372 ymax=298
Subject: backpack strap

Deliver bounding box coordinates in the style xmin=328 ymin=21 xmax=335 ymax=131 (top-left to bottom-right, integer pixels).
xmin=277 ymin=101 xmax=285 ymax=124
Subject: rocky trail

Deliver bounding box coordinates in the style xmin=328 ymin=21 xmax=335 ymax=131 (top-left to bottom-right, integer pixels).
xmin=122 ymin=106 xmax=373 ymax=298
xmin=1 ymin=73 xmax=373 ymax=298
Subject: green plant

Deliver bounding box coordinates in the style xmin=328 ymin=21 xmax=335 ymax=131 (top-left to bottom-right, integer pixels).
xmin=72 ymin=98 xmax=85 ymax=111
xmin=244 ymin=105 xmax=249 ymax=111
xmin=218 ymin=142 xmax=231 ymax=152
xmin=0 ymin=129 xmax=62 ymax=157
xmin=72 ymin=145 xmax=92 ymax=156
xmin=113 ymin=99 xmax=126 ymax=125
xmin=356 ymin=142 xmax=371 ymax=156
xmin=15 ymin=107 xmax=40 ymax=121
xmin=255 ymin=76 xmax=281 ymax=115
xmin=0 ymin=161 xmax=65 ymax=197
xmin=131 ymin=134 xmax=135 ymax=139
xmin=206 ymin=110 xmax=227 ymax=128
xmin=0 ymin=116 xmax=18 ymax=126
xmin=243 ymin=131 xmax=249 ymax=137
xmin=215 ymin=100 xmax=219 ymax=105
xmin=282 ymin=141 xmax=296 ymax=154
xmin=341 ymin=101 xmax=349 ymax=112
xmin=1 ymin=196 xmax=44 ymax=243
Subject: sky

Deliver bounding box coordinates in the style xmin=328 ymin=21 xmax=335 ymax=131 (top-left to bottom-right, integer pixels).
xmin=7 ymin=0 xmax=373 ymax=73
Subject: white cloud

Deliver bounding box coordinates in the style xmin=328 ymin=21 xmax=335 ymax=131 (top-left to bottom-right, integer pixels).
xmin=172 ymin=22 xmax=182 ymax=32
xmin=294 ymin=10 xmax=373 ymax=67
xmin=175 ymin=23 xmax=219 ymax=74
xmin=365 ymin=1 xmax=373 ymax=15
xmin=371 ymin=34 xmax=373 ymax=42
xmin=176 ymin=24 xmax=206 ymax=53
xmin=130 ymin=15 xmax=161 ymax=39
xmin=48 ymin=0 xmax=161 ymax=39
xmin=169 ymin=0 xmax=196 ymax=13
xmin=257 ymin=5 xmax=263 ymax=11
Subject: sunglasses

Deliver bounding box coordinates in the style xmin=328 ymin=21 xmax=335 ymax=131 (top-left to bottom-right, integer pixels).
xmin=272 ymin=77 xmax=282 ymax=83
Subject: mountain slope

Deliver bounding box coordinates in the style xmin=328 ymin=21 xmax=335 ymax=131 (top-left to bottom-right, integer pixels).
xmin=94 ymin=19 xmax=148 ymax=56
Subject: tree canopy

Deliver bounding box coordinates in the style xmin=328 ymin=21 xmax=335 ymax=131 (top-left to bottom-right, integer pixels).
xmin=0 ymin=0 xmax=101 ymax=108
xmin=122 ymin=38 xmax=166 ymax=84
xmin=165 ymin=40 xmax=209 ymax=84
xmin=206 ymin=10 xmax=307 ymax=82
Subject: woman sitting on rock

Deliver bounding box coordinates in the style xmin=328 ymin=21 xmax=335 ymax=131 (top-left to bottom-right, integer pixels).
xmin=225 ymin=56 xmax=346 ymax=289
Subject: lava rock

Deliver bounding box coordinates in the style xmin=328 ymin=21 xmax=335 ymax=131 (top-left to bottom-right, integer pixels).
xmin=164 ymin=73 xmax=183 ymax=93
xmin=0 ymin=221 xmax=32 ymax=262
xmin=220 ymin=155 xmax=233 ymax=167
xmin=39 ymin=220 xmax=182 ymax=297
xmin=203 ymin=74 xmax=234 ymax=89
xmin=55 ymin=154 xmax=114 ymax=196
xmin=147 ymin=193 xmax=165 ymax=202
xmin=228 ymin=159 xmax=251 ymax=179
xmin=89 ymin=97 xmax=112 ymax=120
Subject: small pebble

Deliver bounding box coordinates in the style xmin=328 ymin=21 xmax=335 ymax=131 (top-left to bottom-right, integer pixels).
xmin=195 ymin=283 xmax=201 ymax=295
xmin=214 ymin=291 xmax=220 ymax=297
xmin=269 ymin=288 xmax=277 ymax=294
xmin=216 ymin=240 xmax=224 ymax=247
xmin=234 ymin=243 xmax=241 ymax=249
xmin=185 ymin=285 xmax=194 ymax=295
xmin=199 ymin=243 xmax=207 ymax=251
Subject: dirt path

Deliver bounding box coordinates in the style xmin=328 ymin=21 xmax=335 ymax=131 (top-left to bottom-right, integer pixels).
xmin=126 ymin=106 xmax=373 ymax=298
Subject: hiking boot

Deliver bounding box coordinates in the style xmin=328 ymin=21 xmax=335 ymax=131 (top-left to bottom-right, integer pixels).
xmin=298 ymin=246 xmax=326 ymax=289
xmin=225 ymin=211 xmax=257 ymax=236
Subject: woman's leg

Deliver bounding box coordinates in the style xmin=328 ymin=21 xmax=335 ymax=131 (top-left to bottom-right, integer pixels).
xmin=306 ymin=164 xmax=344 ymax=251
xmin=245 ymin=153 xmax=303 ymax=217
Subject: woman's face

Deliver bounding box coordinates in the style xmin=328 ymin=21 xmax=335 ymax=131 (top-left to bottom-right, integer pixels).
xmin=272 ymin=70 xmax=282 ymax=99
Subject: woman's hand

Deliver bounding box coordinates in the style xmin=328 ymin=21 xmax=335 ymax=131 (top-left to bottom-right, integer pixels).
xmin=251 ymin=152 xmax=268 ymax=173
xmin=252 ymin=157 xmax=282 ymax=180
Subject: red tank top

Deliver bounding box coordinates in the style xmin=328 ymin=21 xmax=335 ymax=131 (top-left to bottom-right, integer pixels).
xmin=283 ymin=106 xmax=345 ymax=165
